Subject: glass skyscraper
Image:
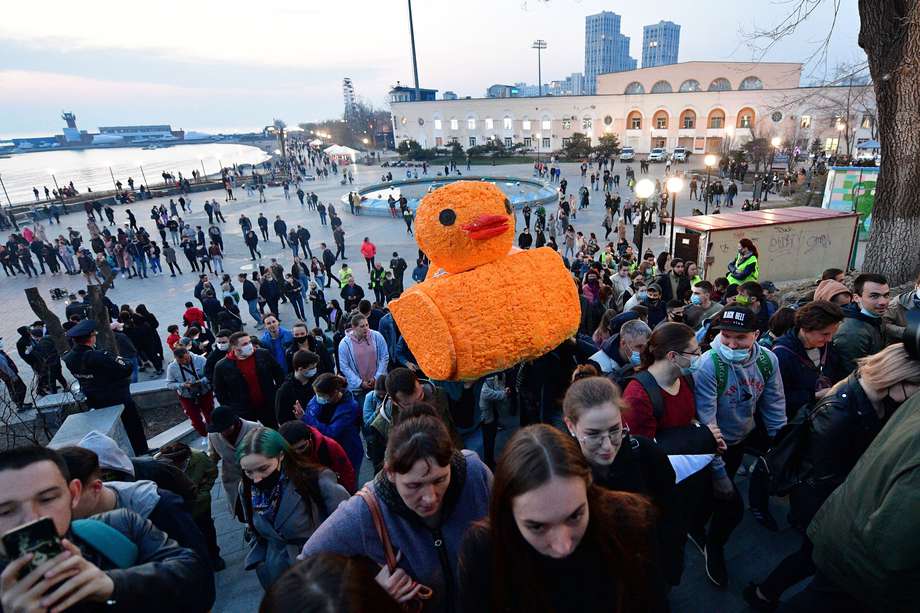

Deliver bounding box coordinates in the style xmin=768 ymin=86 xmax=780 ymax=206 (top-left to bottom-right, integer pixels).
xmin=642 ymin=21 xmax=680 ymax=68
xmin=584 ymin=11 xmax=637 ymax=95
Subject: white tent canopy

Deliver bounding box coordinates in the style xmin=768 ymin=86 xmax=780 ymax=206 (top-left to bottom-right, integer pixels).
xmin=323 ymin=144 xmax=360 ymax=163
xmin=308 ymin=138 xmax=323 ymax=146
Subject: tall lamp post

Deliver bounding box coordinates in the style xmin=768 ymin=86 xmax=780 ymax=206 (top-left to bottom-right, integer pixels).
xmin=666 ymin=176 xmax=684 ymax=255
xmin=770 ymin=136 xmax=781 ymax=173
xmin=634 ymin=178 xmax=655 ymax=256
xmin=703 ymin=154 xmax=716 ymax=214
xmin=834 ymin=121 xmax=846 ymax=159
xmin=407 ymin=0 xmax=421 ymax=102
xmin=532 ymin=40 xmax=547 ymax=97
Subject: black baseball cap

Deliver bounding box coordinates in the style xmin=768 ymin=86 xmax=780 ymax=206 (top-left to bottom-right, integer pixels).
xmin=207 ymin=406 xmax=239 ymax=433
xmin=712 ymin=306 xmax=758 ymax=332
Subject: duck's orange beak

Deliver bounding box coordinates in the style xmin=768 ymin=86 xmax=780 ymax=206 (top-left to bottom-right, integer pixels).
xmin=461 ymin=214 xmax=509 ymax=240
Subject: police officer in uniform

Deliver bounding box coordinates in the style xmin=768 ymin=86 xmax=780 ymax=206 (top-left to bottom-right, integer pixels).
xmin=63 ymin=320 xmax=149 ymax=454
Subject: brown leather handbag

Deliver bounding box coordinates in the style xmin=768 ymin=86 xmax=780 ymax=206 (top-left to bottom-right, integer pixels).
xmin=356 ymin=486 xmax=433 ymax=612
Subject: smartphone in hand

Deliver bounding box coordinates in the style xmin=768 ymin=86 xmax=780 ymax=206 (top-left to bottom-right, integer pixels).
xmin=2 ymin=517 xmax=63 ymax=576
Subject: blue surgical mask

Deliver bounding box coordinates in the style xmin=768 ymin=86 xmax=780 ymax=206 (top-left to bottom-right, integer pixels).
xmin=680 ymin=354 xmax=703 ymax=375
xmin=860 ymin=307 xmax=880 ymax=319
xmin=630 ymin=351 xmax=642 ymax=366
xmin=315 ymin=395 xmax=330 ymax=405
xmin=717 ymin=342 xmax=751 ymax=364
xmin=637 ymin=290 xmax=648 ymax=301
xmin=690 ymin=294 xmax=702 ymax=305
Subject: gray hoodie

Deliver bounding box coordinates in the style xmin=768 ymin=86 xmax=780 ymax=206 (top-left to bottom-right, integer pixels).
xmin=693 ymin=335 xmax=786 ymax=479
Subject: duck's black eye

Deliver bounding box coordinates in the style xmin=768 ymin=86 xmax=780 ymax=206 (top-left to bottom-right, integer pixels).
xmin=439 ymin=208 xmax=456 ymax=226
xmin=504 ymin=199 xmax=512 ymax=215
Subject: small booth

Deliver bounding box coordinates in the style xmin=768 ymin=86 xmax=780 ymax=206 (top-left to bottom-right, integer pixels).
xmin=323 ymin=144 xmax=360 ymax=165
xmin=674 ymin=207 xmax=860 ymax=283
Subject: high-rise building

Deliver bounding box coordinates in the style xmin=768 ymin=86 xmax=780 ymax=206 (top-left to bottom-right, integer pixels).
xmin=584 ymin=11 xmax=637 ymax=95
xmin=642 ymin=21 xmax=680 ymax=68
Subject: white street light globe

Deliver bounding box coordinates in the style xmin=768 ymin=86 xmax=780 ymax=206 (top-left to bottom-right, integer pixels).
xmin=771 ymin=137 xmax=781 ymax=147
xmin=666 ymin=176 xmax=684 ymax=194
xmin=635 ymin=178 xmax=655 ymax=199
xmin=703 ymin=154 xmax=717 ymax=168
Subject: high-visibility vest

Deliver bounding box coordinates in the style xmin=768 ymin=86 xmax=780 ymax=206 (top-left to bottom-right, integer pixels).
xmin=728 ymin=254 xmax=759 ymax=285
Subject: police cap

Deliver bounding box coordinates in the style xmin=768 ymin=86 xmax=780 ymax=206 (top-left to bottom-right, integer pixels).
xmin=66 ymin=319 xmax=97 ymax=338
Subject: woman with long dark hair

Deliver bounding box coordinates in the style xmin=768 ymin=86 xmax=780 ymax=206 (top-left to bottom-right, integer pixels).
xmin=237 ymin=426 xmax=349 ymax=588
xmin=459 ymin=424 xmax=663 ymax=613
xmin=301 ymin=414 xmax=492 ymax=612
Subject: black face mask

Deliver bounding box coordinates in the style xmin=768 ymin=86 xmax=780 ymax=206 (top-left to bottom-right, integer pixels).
xmin=252 ymin=468 xmax=281 ymax=492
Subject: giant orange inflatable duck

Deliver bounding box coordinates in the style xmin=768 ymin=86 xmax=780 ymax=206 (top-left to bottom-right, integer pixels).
xmin=389 ymin=181 xmax=580 ymax=381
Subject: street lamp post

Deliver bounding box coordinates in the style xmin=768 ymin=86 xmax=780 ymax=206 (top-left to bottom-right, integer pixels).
xmin=532 ymin=40 xmax=547 ymax=97
xmin=834 ymin=122 xmax=846 ymax=159
xmin=634 ymin=178 xmax=655 ymax=256
xmin=703 ymin=154 xmax=716 ymax=214
xmin=666 ymin=176 xmax=684 ymax=255
xmin=770 ymin=136 xmax=781 ymax=173
xmin=138 ymin=165 xmax=149 ymax=191
xmin=108 ymin=166 xmax=119 ymax=193
xmin=0 ymin=173 xmax=19 ymax=230
xmin=407 ymin=0 xmax=421 ymax=102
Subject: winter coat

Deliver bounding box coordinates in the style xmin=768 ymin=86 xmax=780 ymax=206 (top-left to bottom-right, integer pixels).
xmin=882 ymin=288 xmax=920 ymax=341
xmin=208 ymin=418 xmax=261 ymax=513
xmin=0 ymin=509 xmax=215 ymax=613
xmin=212 ymin=348 xmax=284 ymax=422
xmin=337 ymin=330 xmax=389 ymax=392
xmin=807 ymin=392 xmax=920 ymax=612
xmin=302 ymin=391 xmax=363 ymax=478
xmin=772 ymin=329 xmax=845 ymax=419
xmin=831 ymin=304 xmax=887 ymax=378
xmin=785 ymin=375 xmax=885 ymax=528
xmin=300 ymin=451 xmax=493 ymax=613
xmin=243 ymin=469 xmax=349 ymax=588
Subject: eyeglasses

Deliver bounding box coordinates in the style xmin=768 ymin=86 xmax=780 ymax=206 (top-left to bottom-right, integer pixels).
xmin=577 ymin=425 xmax=627 ymax=449
xmin=678 ymin=350 xmax=702 ymax=357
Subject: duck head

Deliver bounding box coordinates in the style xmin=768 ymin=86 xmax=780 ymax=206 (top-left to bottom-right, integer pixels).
xmin=416 ymin=181 xmax=514 ymax=274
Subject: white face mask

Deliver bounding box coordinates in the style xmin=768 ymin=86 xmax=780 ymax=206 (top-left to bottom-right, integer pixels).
xmin=238 ymin=343 xmax=254 ymax=358
xmin=216 ymin=342 xmax=230 ymax=351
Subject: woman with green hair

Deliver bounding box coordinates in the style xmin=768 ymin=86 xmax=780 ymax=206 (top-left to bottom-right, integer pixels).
xmin=237 ymin=426 xmax=349 ymax=588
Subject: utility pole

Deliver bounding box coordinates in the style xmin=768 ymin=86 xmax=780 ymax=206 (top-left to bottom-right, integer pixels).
xmin=408 ymin=0 xmax=421 ymax=102
xmin=532 ymin=40 xmax=547 ymax=97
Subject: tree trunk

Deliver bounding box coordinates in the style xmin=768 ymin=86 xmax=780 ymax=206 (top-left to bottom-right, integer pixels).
xmin=24 ymin=288 xmax=70 ymax=356
xmin=859 ymin=0 xmax=920 ymax=284
xmin=88 ymin=262 xmax=119 ymax=354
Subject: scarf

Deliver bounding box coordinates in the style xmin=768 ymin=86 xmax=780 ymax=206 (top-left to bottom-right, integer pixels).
xmin=252 ymin=468 xmax=287 ymax=525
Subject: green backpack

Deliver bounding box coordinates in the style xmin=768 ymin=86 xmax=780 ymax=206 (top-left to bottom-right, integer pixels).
xmin=711 ymin=351 xmax=774 ymax=396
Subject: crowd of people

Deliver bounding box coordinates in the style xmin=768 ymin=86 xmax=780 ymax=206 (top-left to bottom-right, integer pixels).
xmin=1 ymin=154 xmax=918 ymax=613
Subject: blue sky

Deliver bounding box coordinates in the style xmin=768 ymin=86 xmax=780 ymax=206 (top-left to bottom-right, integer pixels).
xmin=0 ymin=0 xmax=864 ymax=137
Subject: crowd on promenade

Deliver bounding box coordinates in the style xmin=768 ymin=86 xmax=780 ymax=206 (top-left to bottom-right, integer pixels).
xmin=0 ymin=154 xmax=918 ymax=613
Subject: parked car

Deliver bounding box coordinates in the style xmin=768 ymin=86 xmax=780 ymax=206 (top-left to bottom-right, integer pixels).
xmin=619 ymin=147 xmax=635 ymax=161
xmin=648 ymin=148 xmax=667 ymax=162
xmin=672 ymin=147 xmax=689 ymax=162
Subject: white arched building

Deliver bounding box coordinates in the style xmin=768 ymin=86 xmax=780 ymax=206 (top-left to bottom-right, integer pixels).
xmin=390 ymin=61 xmax=876 ymax=156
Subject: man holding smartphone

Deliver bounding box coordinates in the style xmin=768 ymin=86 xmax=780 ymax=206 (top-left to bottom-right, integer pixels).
xmin=0 ymin=446 xmax=214 ymax=612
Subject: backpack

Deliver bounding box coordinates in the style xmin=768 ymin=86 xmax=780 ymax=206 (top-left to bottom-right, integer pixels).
xmin=711 ymin=350 xmax=774 ymax=396
xmin=71 ymin=519 xmax=139 ymax=569
xmin=629 ymin=371 xmax=715 ymax=456
xmin=762 ymin=403 xmax=815 ymax=496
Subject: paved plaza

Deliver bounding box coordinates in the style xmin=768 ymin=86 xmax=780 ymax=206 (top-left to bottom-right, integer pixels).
xmin=0 ymin=159 xmax=771 ymax=383
xmin=2 ymin=159 xmax=801 ymax=611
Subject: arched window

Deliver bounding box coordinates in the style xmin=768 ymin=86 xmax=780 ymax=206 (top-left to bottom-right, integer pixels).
xmin=739 ymin=76 xmax=763 ymax=91
xmin=627 ymin=111 xmax=642 ymax=130
xmin=653 ymin=110 xmax=669 ymax=130
xmin=624 ymin=81 xmax=645 ymax=95
xmin=679 ymin=79 xmax=701 ymax=92
xmin=736 ymin=107 xmax=756 ymax=129
xmin=651 ymin=80 xmax=673 ymax=94
xmin=708 ymin=78 xmax=731 ymax=92
xmin=679 ymin=109 xmax=697 ymax=130
xmin=707 ymin=109 xmax=726 ymax=129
